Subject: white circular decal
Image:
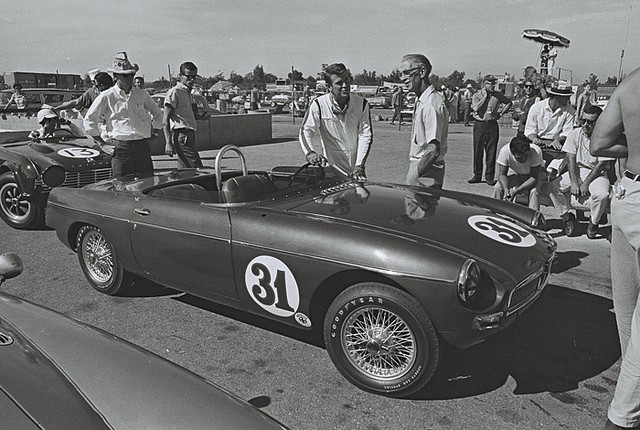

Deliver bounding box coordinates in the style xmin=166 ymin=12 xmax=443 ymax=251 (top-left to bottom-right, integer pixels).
xmin=245 ymin=256 xmax=300 ymax=317
xmin=468 ymin=215 xmax=536 ymax=248
xmin=57 ymin=147 xmax=101 ymax=158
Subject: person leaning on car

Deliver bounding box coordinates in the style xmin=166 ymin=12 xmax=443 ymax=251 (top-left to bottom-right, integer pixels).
xmin=298 ymin=62 xmax=372 ymax=181
xmin=163 ymin=61 xmax=205 ymax=168
xmin=52 ymin=70 xmax=113 ymax=118
xmin=84 ymin=52 xmax=164 ymax=178
xmin=400 ymin=53 xmax=449 ymax=189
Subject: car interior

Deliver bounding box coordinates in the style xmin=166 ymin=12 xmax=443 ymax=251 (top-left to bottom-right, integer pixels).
xmin=147 ymin=165 xmax=339 ymax=205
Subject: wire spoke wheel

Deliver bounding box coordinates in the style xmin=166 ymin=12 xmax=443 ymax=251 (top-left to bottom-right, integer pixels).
xmin=82 ymin=230 xmax=115 ymax=285
xmin=343 ymin=307 xmax=416 ymax=381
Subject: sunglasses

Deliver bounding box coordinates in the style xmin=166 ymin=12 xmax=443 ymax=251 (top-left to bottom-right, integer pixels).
xmin=582 ymin=119 xmax=597 ymax=125
xmin=400 ymin=67 xmax=422 ymax=78
xmin=524 ymin=85 xmax=534 ymax=88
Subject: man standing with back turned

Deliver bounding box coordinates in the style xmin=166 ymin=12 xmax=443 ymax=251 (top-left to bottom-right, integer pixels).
xmin=400 ymin=53 xmax=449 ymax=189
xmin=591 ymin=67 xmax=640 ymax=430
xmin=85 ymin=52 xmax=164 ymax=178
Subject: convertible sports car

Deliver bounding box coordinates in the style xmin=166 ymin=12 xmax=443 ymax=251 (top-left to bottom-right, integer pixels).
xmin=47 ymin=144 xmax=556 ymax=398
xmin=0 ymin=129 xmax=112 ymax=229
xmin=0 ymin=253 xmax=289 ymax=429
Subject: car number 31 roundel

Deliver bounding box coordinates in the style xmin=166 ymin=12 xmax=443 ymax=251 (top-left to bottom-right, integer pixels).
xmin=245 ymin=256 xmax=300 ymax=317
xmin=468 ymin=215 xmax=536 ymax=247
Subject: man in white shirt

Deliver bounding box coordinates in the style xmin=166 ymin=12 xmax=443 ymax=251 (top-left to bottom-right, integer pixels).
xmin=298 ymin=62 xmax=372 ymax=180
xmin=492 ymin=135 xmax=543 ymax=209
xmin=399 ymin=53 xmax=449 ymax=189
xmin=524 ymin=81 xmax=576 ymax=234
xmin=558 ymin=105 xmax=613 ymax=239
xmin=85 ymin=52 xmax=164 ymax=178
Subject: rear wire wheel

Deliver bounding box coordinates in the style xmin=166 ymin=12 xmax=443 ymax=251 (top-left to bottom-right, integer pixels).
xmin=76 ymin=225 xmax=132 ymax=295
xmin=324 ymin=282 xmax=439 ymax=398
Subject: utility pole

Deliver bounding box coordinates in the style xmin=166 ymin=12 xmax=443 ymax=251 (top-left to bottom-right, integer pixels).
xmin=292 ymin=66 xmax=296 ymax=125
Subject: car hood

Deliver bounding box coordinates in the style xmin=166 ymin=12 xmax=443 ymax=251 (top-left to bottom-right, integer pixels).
xmin=282 ymin=182 xmax=555 ymax=272
xmin=0 ymin=292 xmax=287 ymax=430
xmin=4 ymin=138 xmax=111 ymax=172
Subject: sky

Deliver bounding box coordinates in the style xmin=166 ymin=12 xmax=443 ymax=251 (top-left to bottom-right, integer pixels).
xmin=2 ymin=0 xmax=638 ymax=85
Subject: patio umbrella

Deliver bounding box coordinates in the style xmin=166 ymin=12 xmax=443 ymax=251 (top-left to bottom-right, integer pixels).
xmin=522 ymin=29 xmax=571 ymax=48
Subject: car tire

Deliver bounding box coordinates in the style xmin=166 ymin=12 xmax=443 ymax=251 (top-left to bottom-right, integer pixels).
xmin=0 ymin=172 xmax=43 ymax=229
xmin=323 ymin=282 xmax=439 ymax=398
xmin=76 ymin=225 xmax=132 ymax=295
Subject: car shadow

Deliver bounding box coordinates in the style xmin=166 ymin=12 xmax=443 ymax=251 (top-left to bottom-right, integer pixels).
xmin=411 ymin=284 xmax=619 ymax=400
xmin=552 ymin=250 xmax=589 ymax=274
xmin=175 ymin=284 xmax=619 ymax=401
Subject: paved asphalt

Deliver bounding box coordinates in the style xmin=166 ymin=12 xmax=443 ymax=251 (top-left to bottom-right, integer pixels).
xmin=1 ymin=111 xmax=617 ymax=429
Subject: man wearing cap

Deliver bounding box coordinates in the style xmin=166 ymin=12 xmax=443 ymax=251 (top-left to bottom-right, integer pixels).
xmin=84 ymin=52 xmax=164 ymax=178
xmin=163 ymin=61 xmax=205 ymax=168
xmin=469 ymin=75 xmax=513 ymax=185
xmin=591 ymin=66 xmax=640 ymax=430
xmin=399 ymin=53 xmax=449 ymax=188
xmin=29 ymin=107 xmax=85 ymax=141
xmin=524 ymin=80 xmax=576 ymax=234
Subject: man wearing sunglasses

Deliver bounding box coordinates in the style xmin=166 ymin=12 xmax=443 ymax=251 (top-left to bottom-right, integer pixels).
xmin=163 ymin=62 xmax=205 ymax=168
xmin=399 ymin=53 xmax=448 ymax=189
xmin=557 ymin=105 xmax=613 ymax=238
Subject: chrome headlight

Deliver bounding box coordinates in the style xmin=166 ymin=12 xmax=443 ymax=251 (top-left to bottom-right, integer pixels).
xmin=457 ymin=259 xmax=496 ymax=310
xmin=42 ymin=166 xmax=65 ymax=188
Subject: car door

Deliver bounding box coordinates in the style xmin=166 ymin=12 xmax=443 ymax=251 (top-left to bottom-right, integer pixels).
xmin=130 ymin=196 xmax=236 ymax=299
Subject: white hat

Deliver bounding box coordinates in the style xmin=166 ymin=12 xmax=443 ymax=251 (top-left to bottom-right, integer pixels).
xmin=547 ymin=81 xmax=573 ymax=96
xmin=37 ymin=108 xmax=58 ymax=124
xmin=107 ymin=52 xmax=139 ymax=75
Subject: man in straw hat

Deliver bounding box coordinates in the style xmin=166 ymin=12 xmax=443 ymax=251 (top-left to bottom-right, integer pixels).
xmin=84 ymin=52 xmax=163 ymax=178
xmin=524 ymin=80 xmax=576 ymax=235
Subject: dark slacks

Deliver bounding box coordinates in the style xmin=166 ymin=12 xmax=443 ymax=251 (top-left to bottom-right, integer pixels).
xmin=112 ymin=139 xmax=153 ymax=178
xmin=391 ymin=104 xmax=402 ymax=123
xmin=472 ymin=120 xmax=499 ymax=180
xmin=173 ymin=128 xmax=203 ymax=168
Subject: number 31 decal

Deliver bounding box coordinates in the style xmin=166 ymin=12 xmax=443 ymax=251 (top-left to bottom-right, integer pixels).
xmin=468 ymin=215 xmax=536 ymax=247
xmin=245 ymin=256 xmax=300 ymax=318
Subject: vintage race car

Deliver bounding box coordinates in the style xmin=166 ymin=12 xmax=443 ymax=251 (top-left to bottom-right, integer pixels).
xmin=0 ymin=253 xmax=288 ymax=430
xmin=0 ymin=129 xmax=112 ymax=229
xmin=47 ymin=145 xmax=556 ymax=398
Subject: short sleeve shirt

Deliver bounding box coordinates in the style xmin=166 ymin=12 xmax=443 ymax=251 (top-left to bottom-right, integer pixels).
xmin=409 ymin=85 xmax=449 ymax=162
xmin=562 ymin=127 xmax=614 ymax=169
xmin=164 ymin=82 xmax=197 ymax=131
xmin=497 ymin=143 xmax=543 ymax=175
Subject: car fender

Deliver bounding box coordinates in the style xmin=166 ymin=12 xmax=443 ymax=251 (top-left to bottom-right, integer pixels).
xmin=0 ymin=150 xmax=40 ymax=196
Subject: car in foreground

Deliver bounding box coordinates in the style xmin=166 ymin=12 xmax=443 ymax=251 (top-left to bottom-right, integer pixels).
xmin=47 ymin=144 xmax=556 ymax=398
xmin=0 ymin=252 xmax=289 ymax=430
xmin=0 ymin=129 xmax=112 ymax=229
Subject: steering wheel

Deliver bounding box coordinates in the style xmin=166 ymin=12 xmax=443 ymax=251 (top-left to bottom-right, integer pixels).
xmin=214 ymin=144 xmax=248 ymax=191
xmin=287 ymin=163 xmax=325 ymax=188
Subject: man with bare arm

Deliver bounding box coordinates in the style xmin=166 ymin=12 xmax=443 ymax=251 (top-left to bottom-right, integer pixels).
xmin=591 ymin=67 xmax=640 ymax=430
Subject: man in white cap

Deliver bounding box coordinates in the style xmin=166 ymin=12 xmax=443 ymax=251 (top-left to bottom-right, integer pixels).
xmin=29 ymin=107 xmax=85 ymax=141
xmin=84 ymin=52 xmax=164 ymax=178
xmin=462 ymin=83 xmax=474 ymax=126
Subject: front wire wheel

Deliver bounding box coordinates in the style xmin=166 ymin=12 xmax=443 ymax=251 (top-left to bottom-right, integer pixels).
xmin=324 ymin=283 xmax=439 ymax=397
xmin=77 ymin=225 xmax=130 ymax=295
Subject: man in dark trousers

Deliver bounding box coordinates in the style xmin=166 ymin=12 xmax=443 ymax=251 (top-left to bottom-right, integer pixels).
xmin=390 ymin=86 xmax=404 ymax=125
xmin=468 ymin=75 xmax=512 ymax=185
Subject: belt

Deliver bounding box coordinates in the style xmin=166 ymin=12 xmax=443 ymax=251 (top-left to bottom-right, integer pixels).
xmin=113 ymin=138 xmax=148 ymax=143
xmin=624 ymin=170 xmax=640 ymax=181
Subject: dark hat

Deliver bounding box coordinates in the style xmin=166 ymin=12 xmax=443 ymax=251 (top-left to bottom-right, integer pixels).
xmin=483 ymin=75 xmax=497 ymax=83
xmin=547 ymin=81 xmax=573 ymax=96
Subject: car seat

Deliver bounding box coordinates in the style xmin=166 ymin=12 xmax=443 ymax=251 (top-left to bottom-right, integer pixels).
xmin=222 ymin=174 xmax=276 ymax=203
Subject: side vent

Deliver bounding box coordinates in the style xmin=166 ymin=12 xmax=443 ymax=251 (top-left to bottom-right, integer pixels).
xmin=0 ymin=331 xmax=14 ymax=346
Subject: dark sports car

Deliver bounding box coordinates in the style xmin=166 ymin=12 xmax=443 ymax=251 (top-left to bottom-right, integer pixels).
xmin=0 ymin=129 xmax=112 ymax=229
xmin=47 ymin=144 xmax=556 ymax=398
xmin=0 ymin=253 xmax=289 ymax=429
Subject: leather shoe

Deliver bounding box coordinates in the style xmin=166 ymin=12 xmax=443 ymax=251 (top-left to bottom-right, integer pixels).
xmin=486 ymin=179 xmax=497 ymax=186
xmin=468 ymin=176 xmax=482 ymax=184
xmin=587 ymin=222 xmax=598 ymax=239
xmin=562 ymin=213 xmax=576 ymax=236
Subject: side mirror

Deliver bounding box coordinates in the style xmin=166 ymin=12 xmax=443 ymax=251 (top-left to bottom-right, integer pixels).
xmin=0 ymin=253 xmax=24 ymax=285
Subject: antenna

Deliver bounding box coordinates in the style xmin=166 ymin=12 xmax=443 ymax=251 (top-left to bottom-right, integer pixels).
xmin=618 ymin=0 xmax=634 ymax=83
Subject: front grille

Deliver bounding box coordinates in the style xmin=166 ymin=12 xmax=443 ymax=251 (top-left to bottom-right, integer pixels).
xmin=40 ymin=167 xmax=112 ymax=192
xmin=506 ymin=254 xmax=554 ymax=315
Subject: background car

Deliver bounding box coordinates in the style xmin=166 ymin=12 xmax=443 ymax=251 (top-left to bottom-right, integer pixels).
xmin=0 ymin=252 xmax=289 ymax=430
xmin=46 ymin=144 xmax=556 ymax=398
xmin=0 ymin=88 xmax=85 ymax=111
xmin=0 ymin=130 xmax=112 ymax=229
xmin=269 ymin=93 xmax=292 ymax=113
